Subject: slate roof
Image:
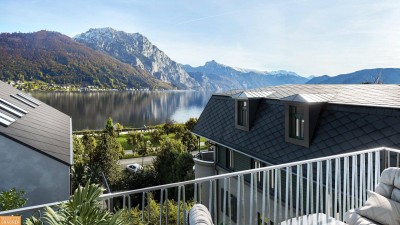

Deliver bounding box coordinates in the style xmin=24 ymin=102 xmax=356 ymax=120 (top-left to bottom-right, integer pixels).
xmin=218 ymin=84 xmax=400 ymax=108
xmin=0 ymin=81 xmax=72 ymax=165
xmin=193 ymin=84 xmax=400 ymax=165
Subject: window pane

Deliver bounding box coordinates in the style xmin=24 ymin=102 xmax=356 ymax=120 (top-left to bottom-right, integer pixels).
xmin=237 ymin=100 xmax=247 ymax=126
xmin=289 ymin=105 xmax=305 ymax=140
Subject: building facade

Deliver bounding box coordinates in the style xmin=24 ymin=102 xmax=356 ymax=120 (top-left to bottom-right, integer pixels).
xmin=193 ymin=84 xmax=400 ymax=224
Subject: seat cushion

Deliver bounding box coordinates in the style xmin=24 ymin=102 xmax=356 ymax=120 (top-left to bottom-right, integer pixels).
xmin=344 ymin=209 xmax=378 ymax=225
xmin=375 ymin=167 xmax=400 ymax=200
xmin=356 ymin=191 xmax=400 ymax=225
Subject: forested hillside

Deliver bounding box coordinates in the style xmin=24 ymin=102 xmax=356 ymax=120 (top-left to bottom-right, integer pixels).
xmin=0 ymin=31 xmax=172 ymax=89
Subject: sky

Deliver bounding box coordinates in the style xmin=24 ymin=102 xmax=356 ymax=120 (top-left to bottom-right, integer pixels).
xmin=1 ymin=0 xmax=400 ymax=76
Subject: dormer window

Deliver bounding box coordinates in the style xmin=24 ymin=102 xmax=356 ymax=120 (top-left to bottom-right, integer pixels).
xmin=285 ymin=103 xmax=310 ymax=147
xmin=289 ymin=106 xmax=305 ymax=140
xmin=237 ymin=100 xmax=248 ymax=127
xmin=233 ymin=91 xmax=269 ymax=131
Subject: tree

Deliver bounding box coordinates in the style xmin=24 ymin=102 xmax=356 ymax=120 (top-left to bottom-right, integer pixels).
xmin=163 ymin=120 xmax=174 ymax=135
xmin=25 ymin=183 xmax=127 ymax=225
xmin=185 ymin=117 xmax=198 ymax=131
xmin=88 ymin=133 xmax=123 ymax=185
xmin=0 ymin=188 xmax=27 ymax=211
xmin=128 ymin=131 xmax=144 ymax=153
xmin=150 ymin=128 xmax=163 ymax=144
xmin=105 ymin=117 xmax=115 ymax=136
xmin=153 ymin=138 xmax=193 ymax=184
xmin=71 ymin=135 xmax=91 ymax=190
xmin=174 ymin=152 xmax=195 ymax=181
xmin=138 ymin=140 xmax=151 ymax=167
xmin=115 ymin=122 xmax=123 ymax=137
xmin=126 ymin=194 xmax=193 ymax=225
xmin=173 ymin=124 xmax=186 ymax=140
xmin=181 ymin=130 xmax=198 ymax=152
xmin=81 ymin=134 xmax=97 ymax=157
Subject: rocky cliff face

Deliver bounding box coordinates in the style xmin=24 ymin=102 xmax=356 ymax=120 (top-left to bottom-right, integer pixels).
xmin=74 ymin=28 xmax=201 ymax=90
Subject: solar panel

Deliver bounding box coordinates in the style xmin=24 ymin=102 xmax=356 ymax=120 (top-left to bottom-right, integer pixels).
xmin=17 ymin=93 xmax=40 ymax=106
xmin=0 ymin=103 xmax=23 ymax=117
xmin=0 ymin=98 xmax=28 ymax=114
xmin=10 ymin=95 xmax=37 ymax=108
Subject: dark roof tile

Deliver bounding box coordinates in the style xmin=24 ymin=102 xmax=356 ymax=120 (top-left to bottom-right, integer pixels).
xmin=0 ymin=81 xmax=71 ymax=165
xmin=193 ymin=90 xmax=400 ymax=165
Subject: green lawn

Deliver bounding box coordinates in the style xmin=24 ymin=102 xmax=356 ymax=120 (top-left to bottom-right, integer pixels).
xmin=116 ymin=134 xmax=131 ymax=150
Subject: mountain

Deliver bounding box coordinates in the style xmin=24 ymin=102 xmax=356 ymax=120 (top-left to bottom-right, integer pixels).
xmin=74 ymin=28 xmax=201 ymax=90
xmin=307 ymin=68 xmax=400 ymax=84
xmin=0 ymin=31 xmax=172 ymax=89
xmin=182 ymin=60 xmax=309 ymax=91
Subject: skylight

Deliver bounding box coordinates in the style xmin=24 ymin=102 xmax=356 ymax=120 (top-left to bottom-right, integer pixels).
xmin=11 ymin=95 xmax=37 ymax=108
xmin=0 ymin=103 xmax=23 ymax=117
xmin=17 ymin=93 xmax=40 ymax=106
xmin=0 ymin=112 xmax=16 ymax=127
xmin=0 ymin=98 xmax=28 ymax=114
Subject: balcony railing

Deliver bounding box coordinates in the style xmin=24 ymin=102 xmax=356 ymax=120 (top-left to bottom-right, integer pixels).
xmin=1 ymin=146 xmax=400 ymax=225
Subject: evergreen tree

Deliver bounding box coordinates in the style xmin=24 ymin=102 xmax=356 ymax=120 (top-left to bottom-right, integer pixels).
xmin=105 ymin=117 xmax=115 ymax=136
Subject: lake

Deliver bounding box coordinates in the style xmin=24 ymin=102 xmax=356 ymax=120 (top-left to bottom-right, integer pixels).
xmin=31 ymin=91 xmax=213 ymax=131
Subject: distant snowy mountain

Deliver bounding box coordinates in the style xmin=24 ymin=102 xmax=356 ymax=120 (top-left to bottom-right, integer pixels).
xmin=74 ymin=28 xmax=201 ymax=90
xmin=307 ymin=68 xmax=400 ymax=84
xmin=182 ymin=60 xmax=309 ymax=91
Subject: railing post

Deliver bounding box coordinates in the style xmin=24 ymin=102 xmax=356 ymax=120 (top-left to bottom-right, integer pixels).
xmin=228 ymin=178 xmax=231 ymax=225
xmin=237 ymin=175 xmax=241 ymax=225
xmin=262 ymin=171 xmax=267 ymax=225
xmin=223 ymin=177 xmax=227 ymax=225
xmin=183 ymin=185 xmax=186 ymax=224
xmin=147 ymin=192 xmax=151 ymax=222
xmin=213 ymin=181 xmax=217 ymax=224
xmin=267 ymin=170 xmax=271 ymax=225
xmin=285 ymin=167 xmax=289 ymax=221
xmin=160 ymin=189 xmax=164 ymax=225
xmin=142 ymin=192 xmax=145 ymax=222
xmin=325 ymin=159 xmax=331 ymax=221
xmin=166 ymin=189 xmax=169 ymax=225
xmin=316 ymin=161 xmax=321 ymax=215
xmin=194 ymin=183 xmax=197 ymax=204
xmin=249 ymin=174 xmax=254 ymax=225
xmin=254 ymin=173 xmax=258 ymax=225
xmin=306 ymin=163 xmax=310 ymax=217
xmin=274 ymin=168 xmax=278 ymax=224
xmin=296 ymin=165 xmax=300 ymax=220
xmin=177 ymin=186 xmax=181 ymax=225
xmin=209 ymin=181 xmax=212 ymax=218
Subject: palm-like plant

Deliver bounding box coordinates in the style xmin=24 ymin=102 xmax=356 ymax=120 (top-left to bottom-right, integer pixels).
xmin=25 ymin=183 xmax=127 ymax=225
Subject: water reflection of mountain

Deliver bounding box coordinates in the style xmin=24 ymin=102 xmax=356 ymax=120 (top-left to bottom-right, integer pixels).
xmin=32 ymin=91 xmax=213 ymax=130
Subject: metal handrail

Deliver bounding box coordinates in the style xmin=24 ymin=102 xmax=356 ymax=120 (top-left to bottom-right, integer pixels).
xmin=100 ymin=146 xmax=391 ymax=200
xmin=1 ymin=146 xmax=399 ymax=225
xmin=0 ymin=201 xmax=65 ymax=215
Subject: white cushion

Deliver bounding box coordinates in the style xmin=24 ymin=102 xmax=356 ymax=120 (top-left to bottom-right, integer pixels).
xmin=356 ymin=191 xmax=400 ymax=225
xmin=188 ymin=204 xmax=214 ymax=225
xmin=344 ymin=209 xmax=378 ymax=225
xmin=391 ymin=188 xmax=400 ymax=203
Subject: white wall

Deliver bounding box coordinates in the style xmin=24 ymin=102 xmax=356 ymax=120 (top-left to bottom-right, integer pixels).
xmin=0 ymin=135 xmax=70 ymax=206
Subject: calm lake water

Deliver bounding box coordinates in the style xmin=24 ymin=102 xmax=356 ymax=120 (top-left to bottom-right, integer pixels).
xmin=32 ymin=91 xmax=213 ymax=131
